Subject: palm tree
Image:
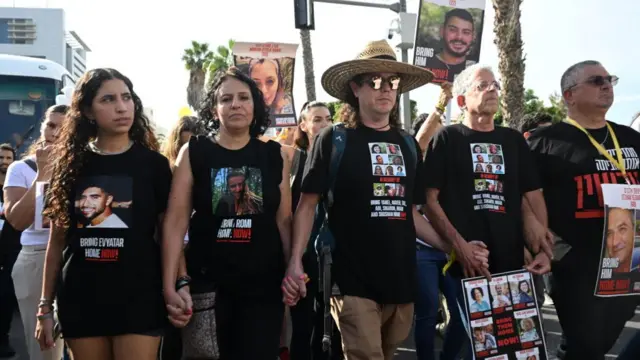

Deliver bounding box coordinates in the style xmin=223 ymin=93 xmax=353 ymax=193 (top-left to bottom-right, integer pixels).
xmin=299 ymin=29 xmax=316 ymax=101
xmin=205 ymin=39 xmax=236 ymax=87
xmin=182 ymin=41 xmax=214 ymax=109
xmin=492 ymin=0 xmax=525 ymax=129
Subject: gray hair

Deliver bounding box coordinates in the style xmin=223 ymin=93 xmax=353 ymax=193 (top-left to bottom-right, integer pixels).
xmin=453 ymin=64 xmax=496 ymax=98
xmin=560 ymin=60 xmax=602 ymax=93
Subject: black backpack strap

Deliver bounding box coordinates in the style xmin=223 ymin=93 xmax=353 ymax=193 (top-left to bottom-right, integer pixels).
xmin=24 ymin=159 xmax=37 ymax=173
xmin=289 ymin=147 xmax=302 ymax=185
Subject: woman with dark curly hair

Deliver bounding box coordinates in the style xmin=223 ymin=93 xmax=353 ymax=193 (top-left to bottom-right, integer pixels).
xmin=35 ymin=68 xmax=172 ymax=360
xmin=161 ymin=67 xmax=292 ymax=359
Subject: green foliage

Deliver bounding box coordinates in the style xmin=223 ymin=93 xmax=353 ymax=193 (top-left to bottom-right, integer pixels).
xmin=181 ymin=41 xmax=213 ymax=71
xmin=494 ymin=89 xmax=566 ymax=126
xmin=206 ymin=39 xmax=236 ymax=74
xmin=326 ymin=101 xmax=342 ymax=118
xmin=410 ymin=100 xmax=418 ymax=121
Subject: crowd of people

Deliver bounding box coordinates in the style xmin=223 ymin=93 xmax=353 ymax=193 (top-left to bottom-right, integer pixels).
xmin=0 ymin=37 xmax=638 ymax=360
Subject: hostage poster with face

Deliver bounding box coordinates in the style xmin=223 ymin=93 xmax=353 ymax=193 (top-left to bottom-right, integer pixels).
xmin=232 ymin=42 xmax=298 ymax=128
xmin=462 ymin=270 xmax=548 ymax=360
xmin=595 ymin=184 xmax=640 ymax=296
xmin=413 ymin=0 xmax=486 ymax=83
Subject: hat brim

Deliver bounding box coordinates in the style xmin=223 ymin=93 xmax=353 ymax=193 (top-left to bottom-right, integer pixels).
xmin=321 ymin=59 xmax=435 ymax=102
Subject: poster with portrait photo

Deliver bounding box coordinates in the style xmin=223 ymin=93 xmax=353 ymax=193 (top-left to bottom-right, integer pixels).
xmin=489 ymin=276 xmax=512 ymax=312
xmin=595 ymin=184 xmax=640 ymax=296
xmin=75 ymin=176 xmax=132 ymax=229
xmin=34 ymin=181 xmax=50 ymax=230
xmin=462 ymin=269 xmax=548 ymax=360
xmin=233 ymin=42 xmax=298 ymax=127
xmin=508 ymin=271 xmax=535 ymax=308
xmin=413 ymin=0 xmax=486 ymax=83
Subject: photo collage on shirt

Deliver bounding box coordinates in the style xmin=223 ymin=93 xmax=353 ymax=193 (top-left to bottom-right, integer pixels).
xmin=370 ymin=142 xmax=406 ymax=198
xmin=463 ymin=270 xmax=547 ymax=360
xmin=210 ymin=167 xmax=263 ymax=243
xmin=471 ymin=143 xmax=505 ymax=194
xmin=75 ymin=176 xmax=132 ymax=263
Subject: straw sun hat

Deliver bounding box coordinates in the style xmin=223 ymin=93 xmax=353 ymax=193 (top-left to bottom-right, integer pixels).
xmin=321 ymin=39 xmax=434 ymax=102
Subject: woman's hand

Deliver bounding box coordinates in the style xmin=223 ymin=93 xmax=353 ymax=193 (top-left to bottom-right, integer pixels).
xmin=282 ymin=261 xmax=306 ymax=306
xmin=35 ymin=311 xmax=56 ymax=350
xmin=164 ymin=288 xmax=192 ymax=328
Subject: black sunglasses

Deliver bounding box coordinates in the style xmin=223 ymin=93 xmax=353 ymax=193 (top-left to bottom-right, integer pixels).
xmin=568 ymin=75 xmax=619 ymax=91
xmin=362 ymin=75 xmax=401 ymax=90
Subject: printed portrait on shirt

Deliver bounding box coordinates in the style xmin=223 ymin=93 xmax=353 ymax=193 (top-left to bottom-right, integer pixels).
xmin=470 ymin=143 xmax=506 ymax=175
xmin=369 ymin=142 xmax=406 ymax=177
xmin=75 ymin=176 xmax=132 ymax=229
xmin=211 ymin=167 xmax=264 ymax=216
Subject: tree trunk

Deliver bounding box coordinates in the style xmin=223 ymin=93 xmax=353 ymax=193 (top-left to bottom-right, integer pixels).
xmin=492 ymin=0 xmax=525 ymax=129
xmin=187 ymin=69 xmax=206 ymax=110
xmin=300 ymin=29 xmax=316 ymax=102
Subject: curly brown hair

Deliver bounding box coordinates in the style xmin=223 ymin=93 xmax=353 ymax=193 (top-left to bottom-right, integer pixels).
xmin=338 ymin=73 xmax=401 ymax=128
xmin=44 ymin=68 xmax=157 ymax=227
xmin=161 ymin=115 xmax=203 ymax=168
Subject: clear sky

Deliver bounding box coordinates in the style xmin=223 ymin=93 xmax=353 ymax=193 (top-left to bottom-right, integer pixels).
xmin=2 ymin=0 xmax=639 ymax=130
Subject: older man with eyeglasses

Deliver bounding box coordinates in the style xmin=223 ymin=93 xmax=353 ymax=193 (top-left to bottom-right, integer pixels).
xmin=528 ymin=60 xmax=640 ymax=360
xmin=423 ymin=63 xmax=551 ymax=359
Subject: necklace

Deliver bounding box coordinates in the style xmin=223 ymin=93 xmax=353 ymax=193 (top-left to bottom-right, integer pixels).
xmin=369 ymin=121 xmax=390 ymax=130
xmin=599 ymin=127 xmax=609 ymax=146
xmin=89 ymin=140 xmax=134 ymax=155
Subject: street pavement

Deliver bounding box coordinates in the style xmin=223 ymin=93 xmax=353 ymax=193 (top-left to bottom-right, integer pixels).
xmin=7 ymin=297 xmax=640 ymax=359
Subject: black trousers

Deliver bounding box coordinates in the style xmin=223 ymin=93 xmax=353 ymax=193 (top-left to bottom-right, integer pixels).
xmin=290 ymin=252 xmax=319 ymax=360
xmin=289 ymin=251 xmax=344 ymax=360
xmin=0 ymin=249 xmax=19 ymax=343
xmin=216 ymin=291 xmax=284 ymax=360
xmin=551 ymin=253 xmax=638 ymax=360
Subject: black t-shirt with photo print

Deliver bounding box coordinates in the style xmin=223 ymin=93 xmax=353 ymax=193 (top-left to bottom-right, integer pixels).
xmin=424 ymin=124 xmax=540 ymax=275
xmin=529 ymin=121 xmax=640 ymax=273
xmin=302 ymin=125 xmax=426 ymax=304
xmin=57 ymin=143 xmax=172 ymax=337
xmin=186 ymin=136 xmax=285 ymax=300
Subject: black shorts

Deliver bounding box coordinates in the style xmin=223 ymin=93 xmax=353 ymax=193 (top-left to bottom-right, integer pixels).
xmin=58 ymin=291 xmax=168 ymax=339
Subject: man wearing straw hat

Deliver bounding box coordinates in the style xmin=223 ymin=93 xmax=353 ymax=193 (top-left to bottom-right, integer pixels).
xmin=282 ymin=40 xmax=489 ymax=359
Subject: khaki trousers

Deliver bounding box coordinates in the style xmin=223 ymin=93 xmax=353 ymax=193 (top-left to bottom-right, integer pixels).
xmin=330 ymin=295 xmax=413 ymax=360
xmin=12 ymin=245 xmax=63 ymax=360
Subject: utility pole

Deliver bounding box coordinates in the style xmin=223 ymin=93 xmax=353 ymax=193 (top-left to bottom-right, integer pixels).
xmin=314 ymin=0 xmax=415 ymax=131
xmin=398 ymin=0 xmax=412 ymax=132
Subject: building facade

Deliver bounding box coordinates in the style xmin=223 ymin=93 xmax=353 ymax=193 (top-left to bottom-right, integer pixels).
xmin=0 ymin=7 xmax=90 ymax=81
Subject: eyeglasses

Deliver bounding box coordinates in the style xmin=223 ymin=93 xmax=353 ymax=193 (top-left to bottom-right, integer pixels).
xmin=474 ymin=80 xmax=501 ymax=92
xmin=566 ymin=75 xmax=619 ymax=91
xmin=584 ymin=75 xmax=618 ymax=87
xmin=363 ymin=75 xmax=401 ymax=90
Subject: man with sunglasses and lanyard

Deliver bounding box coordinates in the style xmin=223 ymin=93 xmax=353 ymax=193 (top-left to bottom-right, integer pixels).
xmin=528 ymin=60 xmax=640 ymax=360
xmin=423 ymin=64 xmax=551 ymax=358
xmin=283 ymin=40 xmax=477 ymax=360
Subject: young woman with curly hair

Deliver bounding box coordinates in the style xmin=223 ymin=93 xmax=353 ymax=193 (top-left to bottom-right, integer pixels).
xmin=161 ymin=67 xmax=292 ymax=358
xmin=35 ymin=68 xmax=172 ymax=360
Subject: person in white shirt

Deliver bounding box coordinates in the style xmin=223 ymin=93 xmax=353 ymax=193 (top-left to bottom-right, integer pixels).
xmin=3 ymin=105 xmax=67 ymax=360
